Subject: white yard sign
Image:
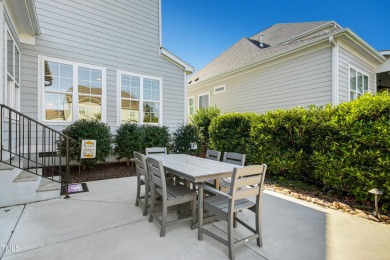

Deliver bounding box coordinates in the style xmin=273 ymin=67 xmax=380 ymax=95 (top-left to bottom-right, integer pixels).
xmin=81 ymin=140 xmax=96 ymax=159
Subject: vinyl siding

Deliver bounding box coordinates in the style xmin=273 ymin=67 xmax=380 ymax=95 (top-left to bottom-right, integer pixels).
xmin=337 ymin=44 xmax=376 ymax=103
xmin=188 ymin=46 xmax=332 ymax=114
xmin=19 ymin=0 xmax=185 ymax=132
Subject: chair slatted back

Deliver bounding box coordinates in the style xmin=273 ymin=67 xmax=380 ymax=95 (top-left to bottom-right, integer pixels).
xmin=145 ymin=147 xmax=167 ymax=155
xmin=146 ymin=157 xmax=166 ymax=190
xmin=134 ymin=152 xmax=148 ymax=180
xmin=223 ymin=152 xmax=246 ymax=166
xmin=230 ymin=164 xmax=267 ymax=202
xmin=206 ymin=150 xmax=221 ymax=161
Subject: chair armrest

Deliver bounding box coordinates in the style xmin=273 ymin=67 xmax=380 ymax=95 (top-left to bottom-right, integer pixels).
xmin=198 ymin=184 xmax=232 ymax=199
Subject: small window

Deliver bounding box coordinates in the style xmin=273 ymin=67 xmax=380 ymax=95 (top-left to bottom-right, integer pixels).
xmin=188 ymin=97 xmax=195 ymax=115
xmin=214 ymin=84 xmax=226 ymax=94
xmin=349 ymin=67 xmax=369 ymax=101
xmin=198 ymin=93 xmax=210 ymax=109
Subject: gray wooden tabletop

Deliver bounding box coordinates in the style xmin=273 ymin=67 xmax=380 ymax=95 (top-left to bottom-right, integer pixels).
xmin=146 ymin=154 xmax=242 ymax=183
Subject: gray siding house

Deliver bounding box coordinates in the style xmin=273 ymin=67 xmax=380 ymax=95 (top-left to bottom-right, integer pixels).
xmin=1 ymin=0 xmax=193 ymax=140
xmin=188 ymin=21 xmax=389 ymax=115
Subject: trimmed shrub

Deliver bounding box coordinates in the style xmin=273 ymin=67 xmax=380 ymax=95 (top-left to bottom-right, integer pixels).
xmin=191 ymin=107 xmax=221 ymax=154
xmin=113 ymin=123 xmax=144 ymax=165
xmin=250 ymin=106 xmax=330 ymax=180
xmin=142 ymin=124 xmax=170 ymax=152
xmin=312 ymin=92 xmax=390 ymax=203
xmin=59 ymin=119 xmax=112 ymax=169
xmin=209 ymin=112 xmax=256 ymax=161
xmin=172 ymin=124 xmax=202 ymax=156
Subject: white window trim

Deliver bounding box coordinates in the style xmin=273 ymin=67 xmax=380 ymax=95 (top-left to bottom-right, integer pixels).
xmin=117 ymin=70 xmax=163 ymax=126
xmin=188 ymin=96 xmax=195 ymax=116
xmin=213 ymin=84 xmax=226 ymax=94
xmin=4 ymin=24 xmax=21 ymax=112
xmin=198 ymin=92 xmax=210 ymax=110
xmin=348 ymin=64 xmax=370 ymax=102
xmin=38 ymin=55 xmax=107 ymax=124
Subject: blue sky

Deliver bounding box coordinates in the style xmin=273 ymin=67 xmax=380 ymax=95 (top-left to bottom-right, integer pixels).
xmin=162 ymin=0 xmax=390 ymax=71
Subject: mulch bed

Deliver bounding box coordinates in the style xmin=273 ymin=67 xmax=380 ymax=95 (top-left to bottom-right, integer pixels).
xmin=67 ymin=162 xmax=136 ymax=183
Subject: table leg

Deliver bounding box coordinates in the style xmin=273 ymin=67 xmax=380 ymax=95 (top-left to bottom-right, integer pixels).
xmin=198 ymin=184 xmax=203 ymax=240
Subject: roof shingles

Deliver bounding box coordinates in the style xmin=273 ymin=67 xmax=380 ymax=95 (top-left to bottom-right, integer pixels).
xmin=189 ymin=21 xmax=340 ymax=84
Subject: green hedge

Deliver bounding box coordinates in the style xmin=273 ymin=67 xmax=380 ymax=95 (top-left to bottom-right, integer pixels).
xmin=250 ymin=106 xmax=329 ymax=180
xmin=191 ymin=107 xmax=220 ymax=155
xmin=113 ymin=124 xmax=170 ymax=163
xmin=206 ymin=92 xmax=390 ymax=210
xmin=172 ymin=124 xmax=202 ymax=156
xmin=312 ymin=93 xmax=390 ymax=203
xmin=209 ymin=112 xmax=256 ymax=161
xmin=60 ymin=119 xmax=112 ymax=169
xmin=113 ymin=123 xmax=143 ymax=164
xmin=142 ymin=125 xmax=170 ymax=152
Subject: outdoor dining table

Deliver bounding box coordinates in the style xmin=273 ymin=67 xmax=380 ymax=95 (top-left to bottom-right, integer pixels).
xmin=146 ymin=153 xmax=243 ymax=228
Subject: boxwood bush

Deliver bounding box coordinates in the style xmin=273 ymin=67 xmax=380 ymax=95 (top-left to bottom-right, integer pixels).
xmin=172 ymin=123 xmax=202 ymax=156
xmin=59 ymin=119 xmax=112 ymax=169
xmin=312 ymin=93 xmax=390 ymax=203
xmin=142 ymin=124 xmax=170 ymax=152
xmin=209 ymin=112 xmax=256 ymax=162
xmin=113 ymin=123 xmax=144 ymax=165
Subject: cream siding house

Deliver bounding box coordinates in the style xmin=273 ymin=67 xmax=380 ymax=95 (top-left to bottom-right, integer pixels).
xmin=187 ymin=21 xmax=387 ymax=115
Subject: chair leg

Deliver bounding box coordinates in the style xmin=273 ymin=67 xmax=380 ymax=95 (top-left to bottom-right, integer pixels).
xmin=228 ymin=211 xmax=235 ymax=260
xmin=160 ymin=199 xmax=167 ymax=237
xmin=143 ymin=183 xmax=149 ymax=216
xmin=256 ymin=206 xmax=262 ymax=247
xmin=233 ymin=212 xmax=238 ymax=228
xmin=135 ymin=178 xmax=140 ymax=206
xmin=191 ymin=194 xmax=197 ymax=226
xmin=149 ymin=186 xmax=155 ymax=223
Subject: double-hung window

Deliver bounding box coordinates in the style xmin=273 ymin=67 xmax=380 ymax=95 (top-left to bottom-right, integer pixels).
xmin=349 ymin=66 xmax=369 ymax=101
xmin=198 ymin=92 xmax=210 ymax=109
xmin=118 ymin=71 xmax=162 ymax=125
xmin=5 ymin=30 xmax=21 ymax=111
xmin=40 ymin=56 xmax=106 ymax=123
xmin=188 ymin=97 xmax=195 ymax=116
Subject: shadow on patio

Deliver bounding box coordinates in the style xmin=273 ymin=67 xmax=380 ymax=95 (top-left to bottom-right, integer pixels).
xmin=0 ymin=176 xmax=386 ymax=260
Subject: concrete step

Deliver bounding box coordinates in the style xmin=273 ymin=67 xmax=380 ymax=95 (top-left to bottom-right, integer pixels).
xmin=0 ymin=162 xmax=14 ymax=170
xmin=13 ymin=171 xmax=39 ymax=182
xmin=37 ymin=178 xmax=60 ymax=192
xmin=0 ymin=163 xmax=60 ymax=208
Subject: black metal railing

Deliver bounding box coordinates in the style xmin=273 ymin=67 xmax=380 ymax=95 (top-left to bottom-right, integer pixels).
xmin=0 ymin=104 xmax=76 ymax=198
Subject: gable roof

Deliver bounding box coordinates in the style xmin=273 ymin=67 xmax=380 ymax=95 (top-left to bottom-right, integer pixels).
xmin=250 ymin=21 xmax=331 ymax=46
xmin=188 ymin=21 xmax=342 ymax=85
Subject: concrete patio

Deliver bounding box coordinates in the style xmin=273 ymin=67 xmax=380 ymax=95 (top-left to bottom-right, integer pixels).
xmin=1 ymin=176 xmax=389 ymax=260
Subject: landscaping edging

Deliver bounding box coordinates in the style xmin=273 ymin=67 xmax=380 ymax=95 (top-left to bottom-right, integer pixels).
xmin=264 ymin=184 xmax=390 ymax=225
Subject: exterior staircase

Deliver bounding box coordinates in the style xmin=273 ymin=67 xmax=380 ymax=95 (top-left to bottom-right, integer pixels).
xmin=0 ymin=162 xmax=60 ymax=208
xmin=0 ymin=104 xmax=77 ymax=208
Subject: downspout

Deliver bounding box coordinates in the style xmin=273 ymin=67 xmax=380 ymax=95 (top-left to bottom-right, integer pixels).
xmin=158 ymin=0 xmax=162 ymax=54
xmin=329 ymin=35 xmax=339 ymax=106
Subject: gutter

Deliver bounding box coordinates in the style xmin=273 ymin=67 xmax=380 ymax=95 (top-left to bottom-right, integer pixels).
xmin=25 ymin=0 xmax=41 ymax=35
xmin=161 ymin=47 xmax=194 ymax=74
xmin=190 ymin=29 xmax=385 ymax=88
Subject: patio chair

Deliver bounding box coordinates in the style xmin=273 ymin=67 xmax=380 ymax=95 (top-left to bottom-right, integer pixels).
xmin=205 ymin=150 xmax=221 ymax=187
xmin=198 ymin=164 xmax=267 ymax=260
xmin=145 ymin=147 xmax=167 ymax=155
xmin=134 ymin=152 xmax=150 ymax=216
xmin=147 ymin=157 xmax=197 ymax=237
xmin=206 ymin=149 xmax=221 ymax=161
xmin=219 ymin=152 xmax=246 ymax=192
